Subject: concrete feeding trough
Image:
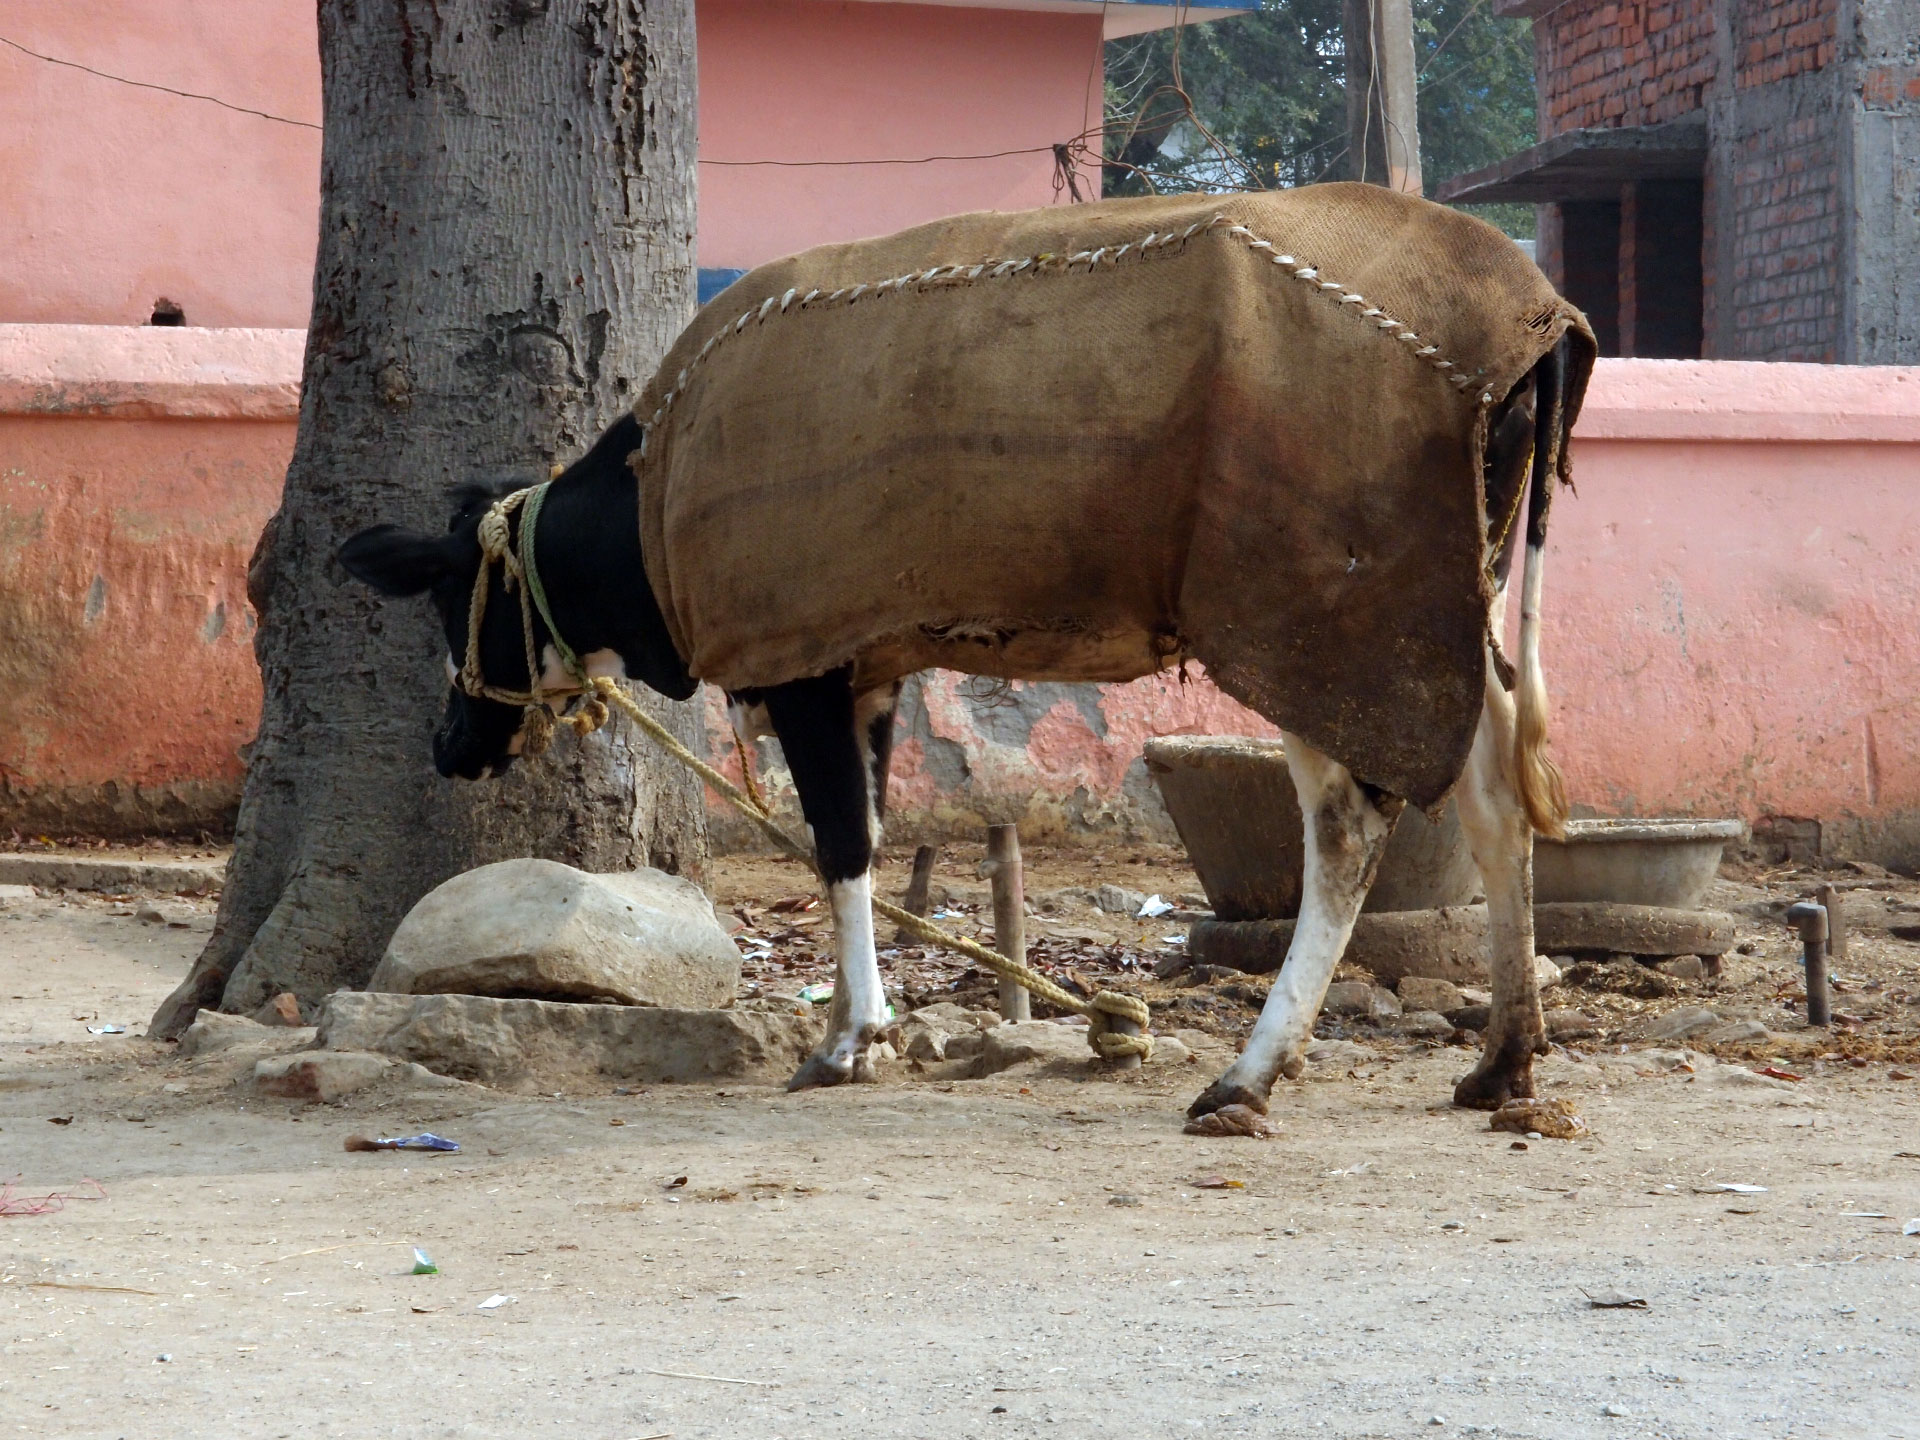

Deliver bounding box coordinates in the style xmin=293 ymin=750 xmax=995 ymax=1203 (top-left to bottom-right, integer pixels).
xmin=1147 ymin=738 xmax=1743 ymax=983
xmin=1532 ymin=818 xmax=1746 ymax=910
xmin=1142 ymin=736 xmax=1479 ymax=918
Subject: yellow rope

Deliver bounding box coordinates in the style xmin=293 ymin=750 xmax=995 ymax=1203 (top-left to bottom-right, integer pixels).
xmin=581 ymin=677 xmax=1153 ymax=1062
xmin=457 ymin=490 xmax=1151 ymax=1060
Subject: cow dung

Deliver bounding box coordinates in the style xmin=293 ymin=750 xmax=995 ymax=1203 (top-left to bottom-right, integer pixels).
xmin=366 ymin=858 xmax=740 ymax=1009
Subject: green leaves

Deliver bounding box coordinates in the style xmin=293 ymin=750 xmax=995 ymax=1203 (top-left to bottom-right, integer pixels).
xmin=1103 ymin=0 xmax=1538 ymax=237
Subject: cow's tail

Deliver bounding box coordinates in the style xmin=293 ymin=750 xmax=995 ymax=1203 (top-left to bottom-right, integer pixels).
xmin=1514 ymin=340 xmax=1571 ymax=840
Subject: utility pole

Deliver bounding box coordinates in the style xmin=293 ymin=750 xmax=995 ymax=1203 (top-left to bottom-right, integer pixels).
xmin=1345 ymin=0 xmax=1424 ymax=195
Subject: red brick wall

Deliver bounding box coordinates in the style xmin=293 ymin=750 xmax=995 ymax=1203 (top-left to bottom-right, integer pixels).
xmin=1537 ymin=0 xmax=1716 ymax=133
xmin=1735 ymin=0 xmax=1838 ymax=89
xmin=1724 ymin=116 xmax=1841 ymax=358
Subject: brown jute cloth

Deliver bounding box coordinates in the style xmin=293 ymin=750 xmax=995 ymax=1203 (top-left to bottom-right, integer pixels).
xmin=633 ymin=183 xmax=1593 ymax=808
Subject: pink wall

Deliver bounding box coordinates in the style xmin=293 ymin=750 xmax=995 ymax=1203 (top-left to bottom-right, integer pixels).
xmin=0 ymin=0 xmax=1097 ymax=326
xmin=0 ymin=1 xmax=323 ymax=327
xmin=1542 ymin=361 xmax=1920 ymax=859
xmin=0 ymin=325 xmax=298 ymax=835
xmin=697 ymin=0 xmax=1103 ymax=269
xmin=2 ymin=339 xmax=1916 ymax=856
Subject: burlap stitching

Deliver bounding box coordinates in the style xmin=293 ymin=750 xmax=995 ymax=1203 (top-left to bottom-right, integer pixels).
xmin=1215 ymin=222 xmax=1490 ymax=402
xmin=637 ymin=213 xmax=1487 ymax=457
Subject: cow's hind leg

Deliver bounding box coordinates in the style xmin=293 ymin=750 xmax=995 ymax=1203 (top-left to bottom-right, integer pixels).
xmin=1452 ymin=660 xmax=1550 ymax=1108
xmin=759 ymin=668 xmax=891 ymax=1091
xmin=1188 ymin=733 xmax=1403 ymax=1117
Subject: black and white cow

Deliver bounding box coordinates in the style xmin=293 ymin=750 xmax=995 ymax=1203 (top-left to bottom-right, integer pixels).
xmin=339 ymin=328 xmax=1572 ymax=1119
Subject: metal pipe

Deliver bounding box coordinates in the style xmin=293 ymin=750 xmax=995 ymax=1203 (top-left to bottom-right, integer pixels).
xmin=1785 ymin=900 xmax=1831 ymax=1028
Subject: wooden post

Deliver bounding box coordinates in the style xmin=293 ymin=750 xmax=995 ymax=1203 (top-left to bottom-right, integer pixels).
xmin=893 ymin=844 xmax=938 ymax=942
xmin=1818 ymin=882 xmax=1847 ymax=963
xmin=1344 ymin=0 xmax=1423 ymax=195
xmin=986 ymin=824 xmax=1031 ymax=1023
xmin=1104 ymin=1012 xmax=1145 ymax=1072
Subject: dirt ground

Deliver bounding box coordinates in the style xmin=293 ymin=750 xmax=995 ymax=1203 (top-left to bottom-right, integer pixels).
xmin=4 ymin=844 xmax=1920 ymax=1439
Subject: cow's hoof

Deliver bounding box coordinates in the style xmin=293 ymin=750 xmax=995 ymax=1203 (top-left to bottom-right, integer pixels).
xmin=1453 ymin=1029 xmax=1545 ymax=1110
xmin=787 ymin=1051 xmax=855 ymax=1092
xmin=1452 ymin=1056 xmax=1536 ymax=1110
xmin=1186 ymin=1076 xmax=1270 ymax=1120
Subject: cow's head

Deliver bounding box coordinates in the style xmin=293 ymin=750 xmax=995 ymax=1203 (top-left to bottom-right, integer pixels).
xmin=338 ymin=484 xmax=552 ymax=780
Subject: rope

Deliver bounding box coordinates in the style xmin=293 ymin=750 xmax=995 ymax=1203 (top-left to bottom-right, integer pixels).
xmin=581 ymin=677 xmax=1154 ymax=1062
xmin=455 ymin=482 xmax=1151 ymax=1060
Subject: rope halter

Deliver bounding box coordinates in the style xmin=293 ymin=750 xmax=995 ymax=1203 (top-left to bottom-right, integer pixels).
xmin=459 ymin=483 xmax=609 ymax=757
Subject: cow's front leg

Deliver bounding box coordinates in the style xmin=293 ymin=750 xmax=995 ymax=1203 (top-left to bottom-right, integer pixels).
xmin=760 ymin=669 xmax=890 ymax=1090
xmin=1452 ymin=660 xmax=1549 ymax=1107
xmin=1189 ymin=732 xmax=1402 ymax=1117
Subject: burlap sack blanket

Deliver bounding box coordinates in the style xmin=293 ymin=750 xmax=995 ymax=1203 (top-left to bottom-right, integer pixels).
xmin=633 ymin=183 xmax=1592 ymax=808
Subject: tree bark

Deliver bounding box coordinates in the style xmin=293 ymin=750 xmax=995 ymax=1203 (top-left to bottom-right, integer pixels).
xmin=152 ymin=0 xmax=703 ymax=1038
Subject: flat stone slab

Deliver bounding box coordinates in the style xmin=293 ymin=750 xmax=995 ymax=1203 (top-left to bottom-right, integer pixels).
xmin=1191 ymin=906 xmax=1491 ymax=985
xmin=1534 ymin=902 xmax=1736 ymax=958
xmin=1190 ymin=902 xmax=1737 ymax=984
xmin=315 ymin=991 xmax=822 ymax=1088
xmin=0 ymin=853 xmax=224 ymax=895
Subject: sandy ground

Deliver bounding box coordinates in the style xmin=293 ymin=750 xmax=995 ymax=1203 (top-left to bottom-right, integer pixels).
xmin=4 ymin=852 xmax=1920 ymax=1439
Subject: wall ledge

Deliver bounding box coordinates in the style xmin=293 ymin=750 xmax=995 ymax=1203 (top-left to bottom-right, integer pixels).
xmin=1578 ymin=358 xmax=1920 ymax=443
xmin=6 ymin=331 xmax=1915 ymax=443
xmin=0 ymin=324 xmax=304 ymax=420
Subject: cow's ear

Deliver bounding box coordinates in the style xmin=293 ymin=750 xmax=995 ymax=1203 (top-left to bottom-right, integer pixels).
xmin=338 ymin=525 xmax=458 ymax=596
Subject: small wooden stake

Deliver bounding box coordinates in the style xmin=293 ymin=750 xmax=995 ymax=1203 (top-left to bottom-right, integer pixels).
xmin=1103 ymin=1012 xmax=1145 ymax=1071
xmin=986 ymin=824 xmax=1031 ymax=1023
xmin=1818 ymin=882 xmax=1846 ymax=963
xmin=893 ymin=844 xmax=938 ymax=942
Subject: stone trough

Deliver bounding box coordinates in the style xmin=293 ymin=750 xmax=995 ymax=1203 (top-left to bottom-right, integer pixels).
xmin=1148 ymin=736 xmax=1742 ymax=981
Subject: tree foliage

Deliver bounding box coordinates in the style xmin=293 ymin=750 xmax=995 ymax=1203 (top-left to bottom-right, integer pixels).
xmin=1103 ymin=0 xmax=1537 ymax=235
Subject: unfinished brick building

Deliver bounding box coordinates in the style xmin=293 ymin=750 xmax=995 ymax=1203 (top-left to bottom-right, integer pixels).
xmin=1438 ymin=0 xmax=1917 ymax=362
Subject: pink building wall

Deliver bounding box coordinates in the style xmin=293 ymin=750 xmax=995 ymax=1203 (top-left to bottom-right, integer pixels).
xmin=697 ymin=0 xmax=1102 ymax=270
xmin=0 ymin=0 xmax=1101 ymax=326
xmin=4 ymin=328 xmax=1917 ymax=858
xmin=0 ymin=0 xmax=323 ymax=328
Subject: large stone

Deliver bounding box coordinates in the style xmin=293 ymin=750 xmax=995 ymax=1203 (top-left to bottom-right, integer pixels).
xmin=178 ymin=1010 xmax=316 ymax=1060
xmin=974 ymin=1020 xmax=1094 ymax=1075
xmin=315 ymin=991 xmax=820 ymax=1088
xmin=1322 ymin=981 xmax=1400 ymax=1018
xmin=1533 ymin=903 xmax=1736 ymax=959
xmin=1646 ymin=1005 xmax=1721 ymax=1041
xmin=1398 ymin=977 xmax=1466 ymax=1013
xmin=367 ymin=859 xmax=739 ymax=1008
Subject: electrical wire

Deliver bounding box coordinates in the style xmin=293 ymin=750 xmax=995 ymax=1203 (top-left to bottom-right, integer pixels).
xmin=0 ymin=32 xmax=320 ymax=129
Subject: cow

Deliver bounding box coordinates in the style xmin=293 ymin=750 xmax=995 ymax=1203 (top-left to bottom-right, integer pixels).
xmin=338 ymin=184 xmax=1594 ymax=1119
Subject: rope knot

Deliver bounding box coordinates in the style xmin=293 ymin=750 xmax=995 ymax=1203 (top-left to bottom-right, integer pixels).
xmin=1086 ymin=990 xmax=1154 ymax=1061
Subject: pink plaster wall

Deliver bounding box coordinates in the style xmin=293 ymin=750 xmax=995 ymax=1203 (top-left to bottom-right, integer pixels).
xmin=0 ymin=1 xmax=323 ymax=327
xmin=0 ymin=0 xmax=1097 ymax=326
xmin=4 ymin=337 xmax=1917 ymax=856
xmin=1538 ymin=361 xmax=1920 ymax=860
xmin=0 ymin=326 xmax=299 ymax=835
xmin=696 ymin=0 xmax=1103 ymax=269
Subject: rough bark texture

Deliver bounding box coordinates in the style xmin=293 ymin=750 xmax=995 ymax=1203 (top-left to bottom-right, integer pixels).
xmin=152 ymin=0 xmax=703 ymax=1038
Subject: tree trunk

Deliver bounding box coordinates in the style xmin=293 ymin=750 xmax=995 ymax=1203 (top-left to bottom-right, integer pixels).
xmin=152 ymin=0 xmax=703 ymax=1038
